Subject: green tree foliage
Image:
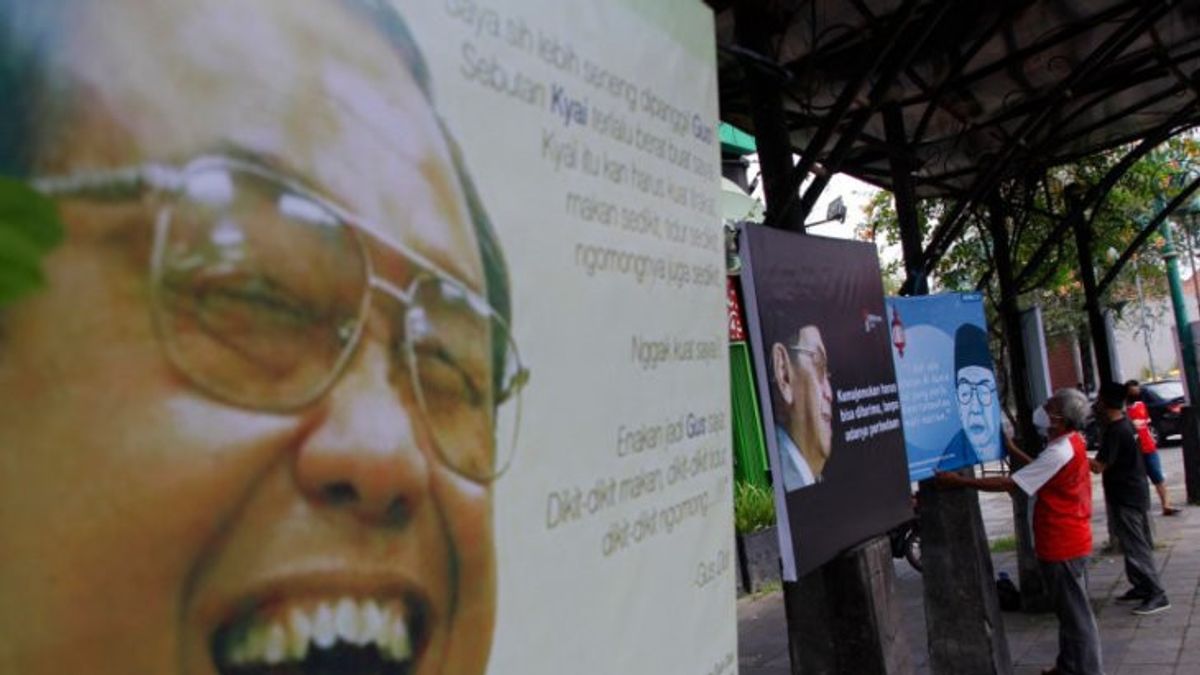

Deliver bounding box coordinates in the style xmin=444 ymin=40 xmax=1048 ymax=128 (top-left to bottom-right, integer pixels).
xmin=859 ymin=133 xmax=1200 ymax=339
xmin=0 ymin=177 xmax=64 ymax=306
xmin=858 ymin=133 xmax=1200 ymax=413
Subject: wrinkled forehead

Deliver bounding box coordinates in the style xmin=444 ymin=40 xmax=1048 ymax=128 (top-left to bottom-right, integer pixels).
xmin=45 ymin=0 xmax=483 ymax=288
xmin=957 ymin=365 xmax=995 ymax=384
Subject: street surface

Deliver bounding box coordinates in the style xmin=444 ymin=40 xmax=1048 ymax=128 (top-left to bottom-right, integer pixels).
xmin=738 ymin=443 xmax=1200 ymax=674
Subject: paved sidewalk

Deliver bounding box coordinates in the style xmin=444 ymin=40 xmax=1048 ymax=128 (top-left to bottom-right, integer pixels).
xmin=738 ymin=443 xmax=1200 ymax=674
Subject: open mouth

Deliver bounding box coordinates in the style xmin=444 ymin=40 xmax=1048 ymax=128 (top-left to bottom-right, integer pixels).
xmin=211 ymin=596 xmax=428 ymax=675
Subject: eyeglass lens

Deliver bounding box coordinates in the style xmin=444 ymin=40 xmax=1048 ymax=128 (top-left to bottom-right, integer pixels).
xmin=794 ymin=347 xmax=830 ymax=380
xmin=400 ymin=278 xmax=521 ymax=479
xmin=956 ymin=381 xmax=995 ymax=406
xmin=150 ymin=163 xmax=519 ymax=481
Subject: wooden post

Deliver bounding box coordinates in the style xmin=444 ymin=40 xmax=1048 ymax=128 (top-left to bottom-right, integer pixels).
xmin=919 ymin=471 xmax=1012 ymax=674
xmin=785 ymin=538 xmax=913 ymax=674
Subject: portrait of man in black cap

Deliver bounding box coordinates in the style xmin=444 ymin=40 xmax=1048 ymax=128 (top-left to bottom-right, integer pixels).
xmin=939 ymin=323 xmax=999 ymax=470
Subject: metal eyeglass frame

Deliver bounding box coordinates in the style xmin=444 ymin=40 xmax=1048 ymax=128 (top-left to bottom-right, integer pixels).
xmin=33 ymin=154 xmax=529 ymax=482
xmin=956 ymin=379 xmax=996 ymax=407
xmin=789 ymin=344 xmax=831 ymax=380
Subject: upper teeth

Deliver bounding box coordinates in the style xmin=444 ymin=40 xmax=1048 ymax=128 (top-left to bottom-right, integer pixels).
xmin=222 ymin=597 xmax=412 ymax=666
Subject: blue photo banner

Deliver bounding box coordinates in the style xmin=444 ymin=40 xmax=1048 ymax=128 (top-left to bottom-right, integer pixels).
xmin=885 ymin=293 xmax=1004 ymax=481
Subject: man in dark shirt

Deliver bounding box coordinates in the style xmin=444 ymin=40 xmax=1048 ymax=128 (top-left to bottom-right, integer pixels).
xmin=1092 ymin=381 xmax=1169 ymax=615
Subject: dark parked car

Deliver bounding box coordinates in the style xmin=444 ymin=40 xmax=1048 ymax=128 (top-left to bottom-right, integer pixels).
xmin=1084 ymin=413 xmax=1100 ymax=453
xmin=1139 ymin=379 xmax=1186 ymax=443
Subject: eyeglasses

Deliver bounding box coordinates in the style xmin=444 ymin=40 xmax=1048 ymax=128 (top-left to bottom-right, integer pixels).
xmin=956 ymin=379 xmax=996 ymax=407
xmin=789 ymin=345 xmax=831 ymax=381
xmin=34 ymin=155 xmax=528 ymax=483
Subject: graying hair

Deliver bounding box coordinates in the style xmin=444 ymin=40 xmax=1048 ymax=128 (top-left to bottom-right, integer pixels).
xmin=1051 ymin=387 xmax=1091 ymax=431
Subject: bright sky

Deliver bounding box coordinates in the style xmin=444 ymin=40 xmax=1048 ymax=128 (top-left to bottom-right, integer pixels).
xmin=742 ymin=155 xmax=899 ymax=264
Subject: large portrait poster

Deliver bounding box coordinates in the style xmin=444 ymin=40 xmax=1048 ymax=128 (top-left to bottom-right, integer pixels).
xmin=886 ymin=293 xmax=1004 ymax=481
xmin=738 ymin=226 xmax=911 ymax=579
xmin=0 ymin=2 xmax=734 ymax=675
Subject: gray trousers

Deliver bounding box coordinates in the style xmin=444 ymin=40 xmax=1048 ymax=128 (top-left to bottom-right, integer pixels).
xmin=1110 ymin=502 xmax=1165 ymax=599
xmin=1040 ymin=557 xmax=1104 ymax=675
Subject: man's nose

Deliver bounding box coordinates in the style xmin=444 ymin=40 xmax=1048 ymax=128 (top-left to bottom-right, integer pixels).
xmin=294 ymin=337 xmax=429 ymax=526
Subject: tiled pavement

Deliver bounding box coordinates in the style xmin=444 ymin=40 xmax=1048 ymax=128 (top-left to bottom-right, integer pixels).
xmin=738 ymin=442 xmax=1200 ymax=674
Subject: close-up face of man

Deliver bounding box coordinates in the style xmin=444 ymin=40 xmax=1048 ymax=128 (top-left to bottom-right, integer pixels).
xmin=956 ymin=364 xmax=997 ymax=454
xmin=775 ymin=325 xmax=833 ymax=464
xmin=0 ymin=1 xmax=516 ymax=674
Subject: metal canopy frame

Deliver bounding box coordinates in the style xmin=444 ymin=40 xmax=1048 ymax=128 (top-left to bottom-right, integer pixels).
xmin=711 ymin=0 xmax=1200 ymax=282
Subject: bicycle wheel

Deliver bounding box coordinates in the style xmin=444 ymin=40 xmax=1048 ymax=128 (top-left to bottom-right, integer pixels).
xmin=904 ymin=530 xmax=922 ymax=573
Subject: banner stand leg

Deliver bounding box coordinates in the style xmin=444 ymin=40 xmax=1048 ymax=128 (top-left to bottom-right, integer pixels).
xmin=783 ymin=536 xmax=912 ymax=675
xmin=918 ymin=474 xmax=1014 ymax=674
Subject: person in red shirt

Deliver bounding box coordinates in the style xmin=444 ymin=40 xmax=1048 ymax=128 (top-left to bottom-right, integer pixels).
xmin=937 ymin=387 xmax=1100 ymax=675
xmin=1125 ymin=380 xmax=1181 ymax=516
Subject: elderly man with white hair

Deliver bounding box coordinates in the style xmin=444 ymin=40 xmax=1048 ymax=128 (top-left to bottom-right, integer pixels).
xmin=937 ymin=388 xmax=1101 ymax=675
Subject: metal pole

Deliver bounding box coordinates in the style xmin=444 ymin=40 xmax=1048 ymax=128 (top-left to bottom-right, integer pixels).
xmin=988 ymin=191 xmax=1052 ymax=614
xmin=1160 ymin=216 xmax=1200 ymax=399
xmin=1133 ymin=257 xmax=1158 ymax=380
xmin=1185 ymin=215 xmax=1200 ymax=314
xmin=1163 ymin=211 xmax=1200 ymax=505
xmin=1071 ymin=190 xmax=1115 ymax=385
xmin=734 ymin=8 xmax=911 ymax=673
xmin=734 ymin=6 xmax=803 ymax=232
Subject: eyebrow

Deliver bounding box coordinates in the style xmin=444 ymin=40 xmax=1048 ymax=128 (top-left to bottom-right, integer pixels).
xmin=212 ymin=142 xmax=327 ymax=196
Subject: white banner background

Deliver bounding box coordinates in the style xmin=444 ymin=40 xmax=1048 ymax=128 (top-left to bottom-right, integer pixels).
xmin=400 ymin=1 xmax=734 ymax=673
